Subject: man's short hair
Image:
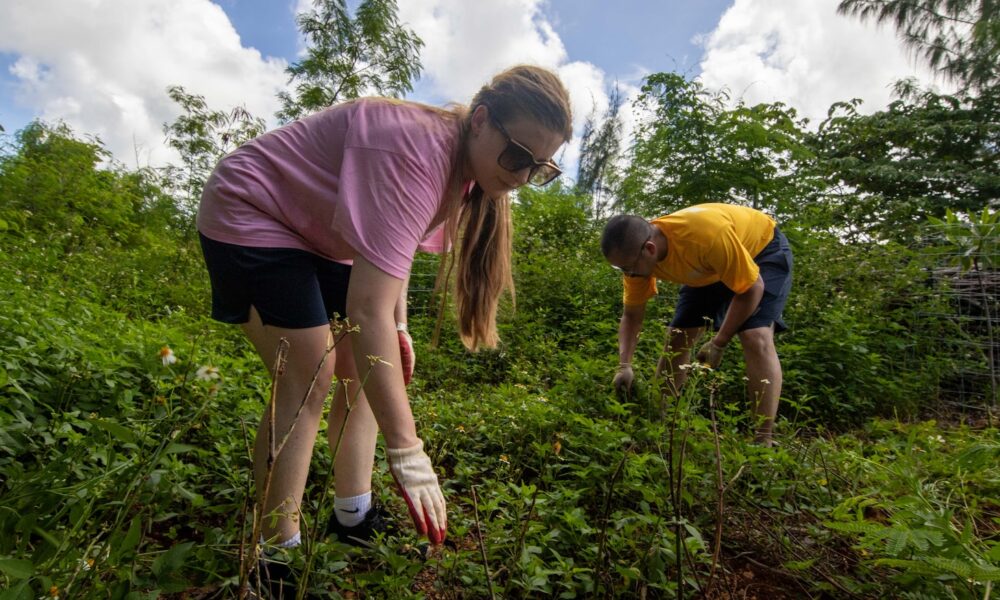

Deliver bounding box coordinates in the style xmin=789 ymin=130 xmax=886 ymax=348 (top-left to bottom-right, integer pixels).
xmin=601 ymin=215 xmax=650 ymax=258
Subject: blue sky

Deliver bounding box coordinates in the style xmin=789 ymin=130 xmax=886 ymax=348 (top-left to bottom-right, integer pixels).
xmin=209 ymin=0 xmax=733 ymax=90
xmin=0 ymin=0 xmax=943 ymax=171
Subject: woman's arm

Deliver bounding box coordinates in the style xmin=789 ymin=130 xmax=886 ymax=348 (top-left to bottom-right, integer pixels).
xmin=345 ymin=255 xmax=418 ymax=448
xmin=347 ymin=255 xmax=446 ymax=544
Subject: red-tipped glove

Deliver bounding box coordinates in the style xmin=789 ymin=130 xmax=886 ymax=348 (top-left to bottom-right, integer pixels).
xmin=397 ymin=323 xmax=415 ymax=386
xmin=386 ymin=439 xmax=447 ymax=544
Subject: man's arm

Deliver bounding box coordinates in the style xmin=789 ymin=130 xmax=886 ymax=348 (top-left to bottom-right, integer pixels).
xmin=613 ymin=302 xmax=647 ymax=393
xmin=618 ymin=302 xmax=648 ymax=364
xmin=713 ymin=276 xmax=764 ymax=346
xmin=696 ymin=276 xmax=764 ymax=368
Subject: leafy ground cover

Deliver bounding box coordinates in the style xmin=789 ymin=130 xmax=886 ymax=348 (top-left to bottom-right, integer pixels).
xmin=1 ymin=123 xmax=997 ymax=598
xmin=1 ymin=229 xmax=998 ymax=600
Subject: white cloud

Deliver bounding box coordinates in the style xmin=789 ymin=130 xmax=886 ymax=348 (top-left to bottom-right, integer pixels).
xmin=0 ymin=0 xmax=287 ymax=167
xmin=697 ymin=0 xmax=951 ymax=126
xmin=0 ymin=0 xmax=619 ymax=177
xmin=397 ymin=0 xmax=568 ymax=103
xmin=396 ymin=0 xmax=620 ymax=181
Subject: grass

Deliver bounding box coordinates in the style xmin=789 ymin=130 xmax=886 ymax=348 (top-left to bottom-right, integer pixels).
xmin=1 ymin=235 xmax=998 ymax=599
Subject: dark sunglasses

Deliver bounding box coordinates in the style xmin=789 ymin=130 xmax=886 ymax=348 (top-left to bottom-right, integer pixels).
xmin=611 ymin=233 xmax=652 ymax=277
xmin=489 ymin=115 xmax=562 ymax=187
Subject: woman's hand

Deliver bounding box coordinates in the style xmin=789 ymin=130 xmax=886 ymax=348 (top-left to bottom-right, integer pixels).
xmin=397 ymin=322 xmax=415 ymax=385
xmin=386 ymin=439 xmax=447 ymax=544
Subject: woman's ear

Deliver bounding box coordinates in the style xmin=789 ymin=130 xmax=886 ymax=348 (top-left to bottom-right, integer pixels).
xmin=470 ymin=104 xmax=488 ymax=137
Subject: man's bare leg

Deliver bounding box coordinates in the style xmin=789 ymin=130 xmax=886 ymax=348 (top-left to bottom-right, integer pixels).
xmin=739 ymin=325 xmax=782 ymax=446
xmin=655 ymin=327 xmax=703 ymax=417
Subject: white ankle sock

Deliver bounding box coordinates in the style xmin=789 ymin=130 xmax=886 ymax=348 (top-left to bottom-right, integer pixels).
xmin=334 ymin=492 xmax=372 ymax=527
xmin=261 ymin=530 xmax=301 ymax=554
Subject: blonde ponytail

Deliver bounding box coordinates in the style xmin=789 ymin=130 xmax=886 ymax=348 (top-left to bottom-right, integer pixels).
xmin=454 ymin=184 xmax=513 ymax=349
xmin=452 ymin=65 xmax=572 ymax=350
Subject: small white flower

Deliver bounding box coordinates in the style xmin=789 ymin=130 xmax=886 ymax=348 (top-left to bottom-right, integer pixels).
xmin=928 ymin=434 xmax=946 ymax=444
xmin=195 ymin=365 xmax=220 ymax=381
xmin=159 ymin=346 xmax=177 ymax=366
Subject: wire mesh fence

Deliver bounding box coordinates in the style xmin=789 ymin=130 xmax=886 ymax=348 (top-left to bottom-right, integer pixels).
xmin=913 ymin=222 xmax=999 ymax=410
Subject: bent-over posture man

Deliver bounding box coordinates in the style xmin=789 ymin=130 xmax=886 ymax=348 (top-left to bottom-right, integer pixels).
xmin=601 ymin=203 xmax=792 ymax=445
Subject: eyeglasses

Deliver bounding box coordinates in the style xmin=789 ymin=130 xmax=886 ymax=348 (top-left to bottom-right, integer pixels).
xmin=611 ymin=233 xmax=652 ymax=277
xmin=489 ymin=114 xmax=562 ymax=187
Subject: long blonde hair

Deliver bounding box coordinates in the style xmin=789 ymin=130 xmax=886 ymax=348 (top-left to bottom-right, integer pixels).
xmin=450 ymin=65 xmax=573 ymax=350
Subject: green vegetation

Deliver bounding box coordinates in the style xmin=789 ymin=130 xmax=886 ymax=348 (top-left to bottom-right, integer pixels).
xmin=0 ymin=0 xmax=997 ymax=597
xmin=0 ymin=120 xmax=996 ymax=598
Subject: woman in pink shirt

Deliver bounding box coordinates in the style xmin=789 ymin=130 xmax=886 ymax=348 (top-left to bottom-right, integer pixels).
xmin=197 ymin=65 xmax=572 ymax=583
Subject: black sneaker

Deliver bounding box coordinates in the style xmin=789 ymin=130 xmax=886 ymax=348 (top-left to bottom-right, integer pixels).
xmin=250 ymin=555 xmax=297 ymax=600
xmin=327 ymin=503 xmax=398 ymax=547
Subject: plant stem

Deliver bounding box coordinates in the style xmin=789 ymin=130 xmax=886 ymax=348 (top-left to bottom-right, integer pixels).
xmin=704 ymin=385 xmax=724 ymax=596
xmin=471 ymin=485 xmax=497 ymax=600
xmin=244 ymin=337 xmax=288 ymax=597
xmin=598 ymin=445 xmax=633 ymax=579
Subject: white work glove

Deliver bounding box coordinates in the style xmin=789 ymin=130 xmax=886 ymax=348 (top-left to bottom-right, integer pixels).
xmin=613 ymin=363 xmax=634 ymax=394
xmin=386 ymin=439 xmax=446 ymax=544
xmin=397 ymin=322 xmax=414 ymax=386
xmin=696 ymin=340 xmax=726 ymax=368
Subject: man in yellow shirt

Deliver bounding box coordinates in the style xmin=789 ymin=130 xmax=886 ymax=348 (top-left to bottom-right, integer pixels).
xmin=601 ymin=203 xmax=793 ymax=445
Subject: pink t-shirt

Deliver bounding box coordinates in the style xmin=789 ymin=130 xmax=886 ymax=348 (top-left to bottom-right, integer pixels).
xmin=196 ymin=98 xmax=463 ymax=279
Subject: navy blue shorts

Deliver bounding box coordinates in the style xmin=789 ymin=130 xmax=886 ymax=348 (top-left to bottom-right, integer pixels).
xmin=670 ymin=228 xmax=792 ymax=333
xmin=198 ymin=233 xmax=351 ymax=329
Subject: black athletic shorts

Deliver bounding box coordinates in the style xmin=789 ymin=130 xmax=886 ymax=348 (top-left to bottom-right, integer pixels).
xmin=670 ymin=228 xmax=792 ymax=333
xmin=199 ymin=233 xmax=351 ymax=329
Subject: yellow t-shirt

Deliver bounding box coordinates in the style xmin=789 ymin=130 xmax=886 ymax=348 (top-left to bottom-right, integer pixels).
xmin=622 ymin=203 xmax=776 ymax=306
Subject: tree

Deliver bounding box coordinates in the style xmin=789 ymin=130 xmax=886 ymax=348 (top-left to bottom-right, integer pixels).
xmin=576 ymin=84 xmax=624 ymax=217
xmin=276 ymin=0 xmax=423 ymax=122
xmin=810 ymin=84 xmax=1000 ymax=241
xmin=838 ymin=0 xmax=1000 ymax=92
xmin=0 ymin=121 xmax=177 ymax=248
xmin=162 ymin=86 xmax=265 ymax=216
xmin=616 ymin=73 xmax=817 ymax=221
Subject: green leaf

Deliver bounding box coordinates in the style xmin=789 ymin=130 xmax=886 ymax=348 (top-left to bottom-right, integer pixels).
xmin=163 ymin=443 xmax=197 ymax=455
xmin=783 ymin=558 xmax=817 ymax=571
xmin=112 ymin=517 xmax=143 ymax=562
xmin=0 ymin=558 xmax=34 ymax=579
xmin=874 ymin=558 xmax=940 ymax=576
xmin=923 ymin=556 xmax=973 ymax=579
xmin=89 ymin=418 xmax=137 ymax=444
xmin=0 ymin=580 xmax=31 ymax=600
xmin=986 ymin=543 xmax=1000 ymax=562
xmin=970 ymin=563 xmax=1000 ymax=582
xmin=915 ymin=528 xmax=945 ymax=548
xmin=823 ymin=520 xmax=884 ymax=535
xmin=886 ymin=529 xmax=910 ymax=556
xmin=152 ymin=542 xmax=193 ymax=578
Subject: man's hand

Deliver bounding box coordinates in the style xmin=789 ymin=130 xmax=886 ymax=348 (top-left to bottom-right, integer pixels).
xmin=613 ymin=363 xmax=634 ymax=394
xmin=696 ymin=341 xmax=726 ymax=368
xmin=397 ymin=323 xmax=414 ymax=386
xmin=386 ymin=440 xmax=446 ymax=544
